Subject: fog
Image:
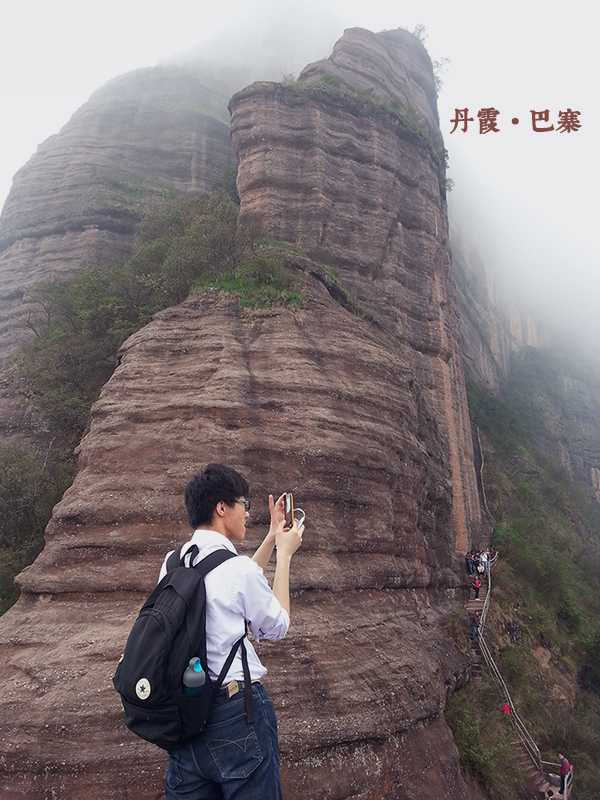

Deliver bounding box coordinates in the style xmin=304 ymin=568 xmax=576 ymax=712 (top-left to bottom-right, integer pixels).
xmin=1 ymin=1 xmax=597 ymax=360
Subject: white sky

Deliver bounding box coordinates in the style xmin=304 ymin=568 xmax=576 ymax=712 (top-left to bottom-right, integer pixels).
xmin=0 ymin=0 xmax=597 ymax=355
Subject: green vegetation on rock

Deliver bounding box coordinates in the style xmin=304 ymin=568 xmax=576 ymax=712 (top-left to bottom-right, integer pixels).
xmin=0 ymin=442 xmax=70 ymax=613
xmin=282 ymin=72 xmax=431 ymax=146
xmin=194 ymin=252 xmax=302 ymax=308
xmin=446 ymin=687 xmax=520 ymax=797
xmin=1 ymin=192 xmax=302 ymax=613
xmin=446 ymin=353 xmax=600 ymax=799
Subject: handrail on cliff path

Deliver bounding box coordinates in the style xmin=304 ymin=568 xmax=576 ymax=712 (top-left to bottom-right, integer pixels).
xmin=472 ymin=428 xmax=574 ymax=794
xmin=475 ymin=557 xmax=542 ymax=771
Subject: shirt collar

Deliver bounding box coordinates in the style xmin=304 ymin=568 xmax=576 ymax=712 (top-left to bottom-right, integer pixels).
xmin=190 ymin=528 xmax=238 ymax=554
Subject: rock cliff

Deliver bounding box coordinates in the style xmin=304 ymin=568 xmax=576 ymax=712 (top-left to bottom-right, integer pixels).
xmin=0 ymin=28 xmax=487 ymax=800
xmin=230 ymin=27 xmax=481 ymax=550
xmin=452 ymin=235 xmax=540 ymax=391
xmin=453 ymin=230 xmax=600 ymax=503
xmin=0 ymin=65 xmax=232 ymax=363
xmin=0 ymin=283 xmax=483 ymax=799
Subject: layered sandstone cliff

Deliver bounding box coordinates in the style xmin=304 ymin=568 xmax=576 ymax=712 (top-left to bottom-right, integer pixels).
xmin=0 ymin=65 xmax=232 ymax=363
xmin=452 ymin=230 xmax=600 ymax=502
xmin=452 ymin=234 xmax=541 ymax=391
xmin=0 ymin=27 xmax=487 ymax=800
xmin=229 ymin=27 xmax=481 ymax=551
xmin=0 ymin=283 xmax=483 ymax=800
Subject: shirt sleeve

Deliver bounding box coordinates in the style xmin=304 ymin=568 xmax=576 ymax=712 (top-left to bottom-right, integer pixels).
xmin=238 ymin=558 xmax=290 ymax=641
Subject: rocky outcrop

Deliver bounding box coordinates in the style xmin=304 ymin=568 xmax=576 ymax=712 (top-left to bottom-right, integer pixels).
xmin=0 ymin=27 xmax=487 ymax=800
xmin=0 ymin=65 xmax=232 ymax=362
xmin=299 ymin=26 xmax=444 ymax=154
xmin=0 ymin=283 xmax=483 ymax=799
xmin=452 ymin=231 xmax=600 ymax=501
xmin=452 ymin=233 xmax=544 ymax=392
xmin=507 ymin=348 xmax=600 ymax=491
xmin=229 ymin=27 xmax=481 ymax=551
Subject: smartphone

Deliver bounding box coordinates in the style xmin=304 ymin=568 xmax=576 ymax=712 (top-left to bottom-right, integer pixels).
xmin=284 ymin=492 xmax=294 ymax=529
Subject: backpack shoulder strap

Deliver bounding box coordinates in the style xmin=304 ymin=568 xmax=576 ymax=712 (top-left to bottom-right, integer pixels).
xmin=166 ymin=545 xmax=236 ymax=575
xmin=166 ymin=545 xmax=184 ymax=573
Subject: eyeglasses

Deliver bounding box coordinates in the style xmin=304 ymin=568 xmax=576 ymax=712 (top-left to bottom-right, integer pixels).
xmin=234 ymin=498 xmax=251 ymax=512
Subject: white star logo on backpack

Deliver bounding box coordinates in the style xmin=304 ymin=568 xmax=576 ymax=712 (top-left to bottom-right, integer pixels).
xmin=135 ymin=678 xmax=151 ymax=700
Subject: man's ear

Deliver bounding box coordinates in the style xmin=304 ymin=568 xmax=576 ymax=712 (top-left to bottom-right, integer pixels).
xmin=214 ymin=501 xmax=226 ymax=518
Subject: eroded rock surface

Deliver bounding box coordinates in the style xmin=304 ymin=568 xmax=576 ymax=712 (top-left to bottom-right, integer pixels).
xmin=0 ymin=28 xmax=487 ymax=800
xmin=453 ymin=232 xmax=600 ymax=503
xmin=452 ymin=233 xmax=543 ymax=392
xmin=1 ymin=284 xmax=482 ymax=799
xmin=0 ymin=65 xmax=232 ymax=362
xmin=229 ymin=27 xmax=481 ymax=550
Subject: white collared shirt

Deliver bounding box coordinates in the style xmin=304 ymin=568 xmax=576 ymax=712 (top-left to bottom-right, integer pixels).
xmin=158 ymin=530 xmax=289 ymax=683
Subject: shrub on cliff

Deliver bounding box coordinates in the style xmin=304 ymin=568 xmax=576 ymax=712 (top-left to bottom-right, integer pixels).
xmin=194 ymin=252 xmax=301 ymax=308
xmin=445 ymin=689 xmax=517 ymax=797
xmin=0 ymin=441 xmax=69 ymax=613
xmin=446 ymin=702 xmax=494 ymax=782
xmin=2 ymin=192 xmax=302 ymax=615
xmin=16 ymin=192 xmax=281 ymax=443
xmin=463 ymin=366 xmax=600 ymax=798
xmin=580 ymin=628 xmax=600 ymax=694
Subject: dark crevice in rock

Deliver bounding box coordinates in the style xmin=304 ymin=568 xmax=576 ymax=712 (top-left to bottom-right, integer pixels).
xmin=0 ymin=216 xmax=139 ymax=253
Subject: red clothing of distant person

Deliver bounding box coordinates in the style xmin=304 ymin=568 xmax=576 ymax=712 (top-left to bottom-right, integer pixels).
xmin=560 ymin=757 xmax=572 ymax=776
xmin=501 ymin=702 xmax=512 ymax=716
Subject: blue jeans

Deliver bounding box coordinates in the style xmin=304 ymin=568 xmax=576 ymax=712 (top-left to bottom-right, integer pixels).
xmin=164 ymin=684 xmax=282 ymax=799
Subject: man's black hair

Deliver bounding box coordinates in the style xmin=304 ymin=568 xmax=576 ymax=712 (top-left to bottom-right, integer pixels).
xmin=185 ymin=463 xmax=250 ymax=527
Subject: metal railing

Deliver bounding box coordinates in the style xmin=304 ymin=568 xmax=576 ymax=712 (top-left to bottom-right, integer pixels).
xmin=476 ymin=557 xmax=542 ymax=770
xmin=473 ymin=558 xmax=576 ymax=796
xmin=473 ymin=428 xmax=574 ymax=795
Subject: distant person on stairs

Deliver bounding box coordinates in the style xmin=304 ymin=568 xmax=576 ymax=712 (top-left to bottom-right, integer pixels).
xmin=559 ymin=753 xmax=573 ymax=796
xmin=471 ymin=576 xmax=482 ymax=600
xmin=468 ymin=613 xmax=480 ymax=641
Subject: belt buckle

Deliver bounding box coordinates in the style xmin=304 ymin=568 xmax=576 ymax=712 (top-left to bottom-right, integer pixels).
xmin=226 ymin=680 xmax=239 ymax=699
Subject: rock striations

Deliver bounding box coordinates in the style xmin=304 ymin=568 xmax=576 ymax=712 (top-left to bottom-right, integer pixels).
xmin=229 ymin=27 xmax=481 ymax=550
xmin=0 ymin=28 xmax=487 ymax=800
xmin=453 ymin=230 xmax=600 ymax=504
xmin=0 ymin=65 xmax=232 ymax=363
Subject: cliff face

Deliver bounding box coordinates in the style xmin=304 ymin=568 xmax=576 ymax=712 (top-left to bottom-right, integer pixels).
xmin=0 ymin=28 xmax=487 ymax=800
xmin=453 ymin=233 xmax=600 ymax=503
xmin=506 ymin=349 xmax=600 ymax=495
xmin=452 ymin=236 xmax=544 ymax=392
xmin=230 ymin=27 xmax=481 ymax=550
xmin=0 ymin=65 xmax=232 ymax=363
xmin=0 ymin=285 xmax=482 ymax=800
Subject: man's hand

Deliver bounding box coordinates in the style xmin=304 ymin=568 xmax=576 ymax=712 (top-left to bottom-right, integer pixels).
xmin=275 ymin=518 xmax=304 ymax=559
xmin=252 ymin=493 xmax=286 ymax=570
xmin=267 ymin=493 xmax=286 ymax=540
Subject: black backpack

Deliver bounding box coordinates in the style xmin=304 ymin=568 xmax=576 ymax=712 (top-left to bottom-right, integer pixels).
xmin=113 ymin=544 xmax=253 ymax=751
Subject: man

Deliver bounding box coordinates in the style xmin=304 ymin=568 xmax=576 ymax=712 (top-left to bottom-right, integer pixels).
xmin=559 ymin=752 xmax=573 ymax=796
xmin=465 ymin=551 xmax=475 ymax=576
xmin=160 ymin=463 xmax=303 ymax=799
xmin=468 ymin=612 xmax=480 ymax=641
xmin=472 ymin=575 xmax=482 ymax=600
